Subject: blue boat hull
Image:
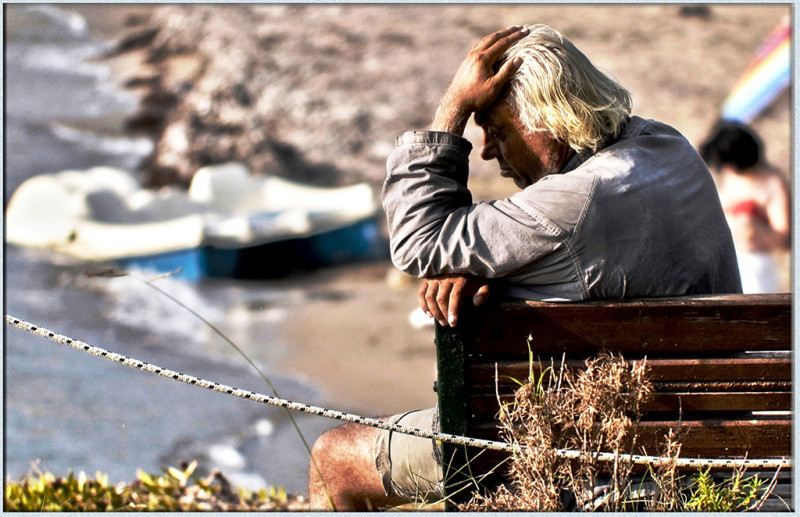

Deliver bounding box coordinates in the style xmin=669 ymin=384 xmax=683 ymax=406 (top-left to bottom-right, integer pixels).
xmin=116 ymin=248 xmax=205 ymax=281
xmin=201 ymin=216 xmax=389 ymax=279
xmin=116 ymin=217 xmax=388 ymax=280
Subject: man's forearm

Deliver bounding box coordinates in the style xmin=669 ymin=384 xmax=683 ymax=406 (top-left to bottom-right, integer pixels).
xmin=431 ymin=93 xmax=471 ymax=135
xmin=383 ymin=131 xmax=474 ymax=277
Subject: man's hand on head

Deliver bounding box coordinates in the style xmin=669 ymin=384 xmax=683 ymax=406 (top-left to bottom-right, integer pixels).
xmin=418 ymin=274 xmax=491 ymax=328
xmin=432 ymin=25 xmax=528 ymax=135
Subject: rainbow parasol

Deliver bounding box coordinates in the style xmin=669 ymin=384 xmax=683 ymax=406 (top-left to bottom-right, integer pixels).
xmin=721 ymin=19 xmax=791 ymax=123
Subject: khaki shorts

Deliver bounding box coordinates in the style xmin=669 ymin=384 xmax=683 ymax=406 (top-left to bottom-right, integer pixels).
xmin=373 ymin=407 xmax=443 ymax=501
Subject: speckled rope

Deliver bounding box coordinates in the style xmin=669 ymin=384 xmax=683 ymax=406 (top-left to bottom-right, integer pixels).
xmin=6 ymin=314 xmax=791 ymax=471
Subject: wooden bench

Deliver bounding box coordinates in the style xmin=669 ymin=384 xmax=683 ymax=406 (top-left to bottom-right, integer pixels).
xmin=434 ymin=293 xmax=791 ymax=507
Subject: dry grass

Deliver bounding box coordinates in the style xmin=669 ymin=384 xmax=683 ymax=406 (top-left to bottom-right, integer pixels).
xmin=458 ymin=353 xmax=781 ymax=512
xmin=460 ymin=353 xmax=652 ymax=511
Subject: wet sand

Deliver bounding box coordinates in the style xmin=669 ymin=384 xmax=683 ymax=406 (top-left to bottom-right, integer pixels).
xmin=277 ymin=262 xmax=440 ymax=417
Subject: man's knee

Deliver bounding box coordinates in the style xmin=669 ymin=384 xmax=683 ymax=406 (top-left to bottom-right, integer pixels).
xmin=309 ymin=422 xmax=390 ymax=510
xmin=310 ymin=424 xmax=344 ymax=466
xmin=311 ymin=422 xmax=375 ymax=469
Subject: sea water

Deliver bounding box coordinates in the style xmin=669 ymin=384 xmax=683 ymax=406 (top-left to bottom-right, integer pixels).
xmin=4 ymin=5 xmax=337 ymax=493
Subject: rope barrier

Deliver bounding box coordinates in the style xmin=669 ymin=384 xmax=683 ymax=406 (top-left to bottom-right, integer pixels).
xmin=5 ymin=314 xmax=792 ymax=471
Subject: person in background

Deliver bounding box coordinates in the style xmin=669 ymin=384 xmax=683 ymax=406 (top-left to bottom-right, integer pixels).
xmin=699 ymin=120 xmax=791 ymax=293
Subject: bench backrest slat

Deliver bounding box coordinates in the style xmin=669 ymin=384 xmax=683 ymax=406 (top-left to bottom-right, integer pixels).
xmin=468 ymin=391 xmax=791 ymax=417
xmin=466 ymin=295 xmax=789 ymax=356
xmin=468 ymin=356 xmax=791 ymax=385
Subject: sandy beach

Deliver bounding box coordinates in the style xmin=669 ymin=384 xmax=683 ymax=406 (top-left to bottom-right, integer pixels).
xmin=275 ymin=262 xmax=440 ymax=416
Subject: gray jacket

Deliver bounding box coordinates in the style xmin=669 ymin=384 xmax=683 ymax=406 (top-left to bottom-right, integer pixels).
xmin=382 ymin=116 xmax=742 ymax=301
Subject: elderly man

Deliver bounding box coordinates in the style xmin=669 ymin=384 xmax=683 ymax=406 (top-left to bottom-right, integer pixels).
xmin=309 ymin=24 xmax=741 ymax=511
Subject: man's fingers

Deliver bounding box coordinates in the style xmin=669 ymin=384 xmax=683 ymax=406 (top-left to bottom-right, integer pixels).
xmin=475 ymin=25 xmax=526 ymax=53
xmin=419 ymin=276 xmax=491 ymax=328
xmin=418 ymin=280 xmax=432 ymax=318
xmin=433 ymin=281 xmax=454 ymax=326
xmin=473 ymin=284 xmax=492 ymax=307
xmin=482 ymin=26 xmax=529 ymax=62
xmin=447 ymin=279 xmax=466 ymax=327
xmin=421 ymin=281 xmax=448 ymax=326
xmin=493 ymin=55 xmax=524 ymax=86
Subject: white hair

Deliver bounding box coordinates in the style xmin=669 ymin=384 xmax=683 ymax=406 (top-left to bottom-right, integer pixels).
xmin=500 ymin=24 xmax=632 ymax=154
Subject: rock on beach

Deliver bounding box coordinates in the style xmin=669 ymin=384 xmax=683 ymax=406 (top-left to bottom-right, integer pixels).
xmin=79 ymin=4 xmax=789 ymax=195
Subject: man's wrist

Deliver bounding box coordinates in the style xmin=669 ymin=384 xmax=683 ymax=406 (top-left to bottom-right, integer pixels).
xmin=394 ymin=130 xmax=473 ymax=156
xmin=432 ymin=97 xmax=471 ymax=135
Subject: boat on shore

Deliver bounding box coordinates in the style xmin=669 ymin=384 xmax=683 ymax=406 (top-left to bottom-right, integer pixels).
xmin=6 ymin=163 xmax=388 ymax=280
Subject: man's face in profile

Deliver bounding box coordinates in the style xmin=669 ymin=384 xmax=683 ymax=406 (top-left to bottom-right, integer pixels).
xmin=475 ymin=100 xmax=571 ymax=189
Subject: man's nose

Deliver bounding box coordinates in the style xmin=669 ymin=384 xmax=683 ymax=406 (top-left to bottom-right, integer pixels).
xmin=481 ymin=139 xmax=498 ymax=161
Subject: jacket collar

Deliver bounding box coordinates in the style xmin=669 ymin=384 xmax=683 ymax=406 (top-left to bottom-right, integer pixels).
xmin=558 ymin=116 xmax=634 ymax=174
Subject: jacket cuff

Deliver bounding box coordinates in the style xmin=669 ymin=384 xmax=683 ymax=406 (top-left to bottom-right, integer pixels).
xmin=395 ymin=131 xmax=473 ymax=154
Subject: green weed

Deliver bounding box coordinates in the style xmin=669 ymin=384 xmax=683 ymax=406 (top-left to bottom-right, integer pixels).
xmin=685 ymin=468 xmax=766 ymax=511
xmin=4 ymin=461 xmax=307 ymax=512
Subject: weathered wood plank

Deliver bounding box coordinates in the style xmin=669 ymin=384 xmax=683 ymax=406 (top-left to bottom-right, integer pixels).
xmin=464 ymin=294 xmax=790 ymax=355
xmin=635 ymin=419 xmax=793 ymax=459
xmin=469 ymin=419 xmax=792 ymax=460
xmin=435 ymin=323 xmax=471 ymax=510
xmin=466 ymin=391 xmax=791 ymax=418
xmin=467 ymin=356 xmax=792 ymax=386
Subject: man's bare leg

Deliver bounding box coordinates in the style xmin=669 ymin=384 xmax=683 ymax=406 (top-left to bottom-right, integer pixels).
xmin=309 ymin=421 xmax=408 ymax=511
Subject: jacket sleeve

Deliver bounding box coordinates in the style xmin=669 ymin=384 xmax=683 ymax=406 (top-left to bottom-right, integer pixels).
xmin=381 ymin=130 xmax=563 ymax=279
